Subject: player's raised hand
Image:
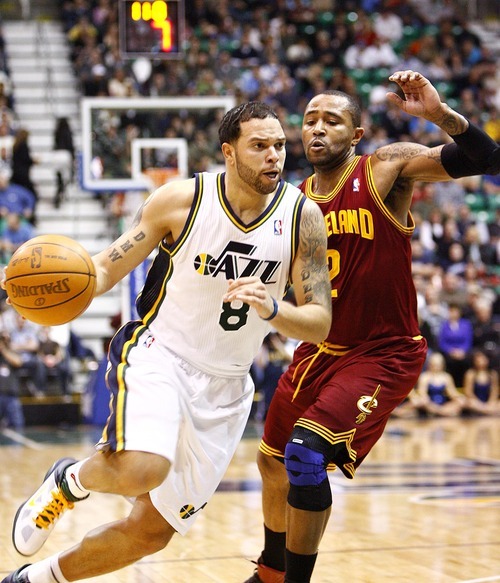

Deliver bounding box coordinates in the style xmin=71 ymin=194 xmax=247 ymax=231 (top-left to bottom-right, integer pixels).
xmin=386 ymin=70 xmax=443 ymax=120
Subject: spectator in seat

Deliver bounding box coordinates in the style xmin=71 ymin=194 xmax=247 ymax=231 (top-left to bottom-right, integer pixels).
xmin=438 ymin=303 xmax=473 ymax=388
xmin=0 ymin=118 xmax=13 ymax=166
xmin=439 ymin=271 xmax=468 ymax=310
xmin=463 ymin=349 xmax=500 ymax=416
xmin=38 ymin=326 xmax=71 ymax=395
xmin=53 ymin=117 xmax=75 ymax=208
xmin=372 ymin=6 xmax=403 ymax=44
xmin=470 ymin=296 xmax=500 ymax=371
xmin=416 ymin=351 xmax=465 ymax=417
xmin=68 ymin=329 xmax=98 ymax=372
xmin=485 ymin=208 xmax=499 ymax=265
xmin=0 ymin=168 xmax=36 ymax=223
xmin=0 ymin=211 xmax=35 ymax=263
xmin=0 ymin=329 xmax=25 ymax=430
xmin=8 ymin=313 xmax=46 ymax=396
xmin=419 ymin=285 xmax=448 ymax=346
xmin=253 ymin=331 xmax=294 ymax=421
xmin=10 ymin=127 xmax=39 ymax=202
xmin=481 ymin=173 xmax=500 ymax=196
xmin=391 ymin=388 xmax=426 ymax=419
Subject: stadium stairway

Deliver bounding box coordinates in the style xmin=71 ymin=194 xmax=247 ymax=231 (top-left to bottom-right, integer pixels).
xmin=3 ymin=20 xmax=119 ymax=387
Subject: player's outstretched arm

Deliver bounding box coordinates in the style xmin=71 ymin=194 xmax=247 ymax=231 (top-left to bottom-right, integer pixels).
xmin=385 ymin=70 xmax=499 ymax=180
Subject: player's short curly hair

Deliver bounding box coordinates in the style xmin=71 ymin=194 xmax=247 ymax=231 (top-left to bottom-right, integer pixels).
xmin=319 ymin=90 xmax=362 ymax=128
xmin=218 ymin=101 xmax=279 ymax=146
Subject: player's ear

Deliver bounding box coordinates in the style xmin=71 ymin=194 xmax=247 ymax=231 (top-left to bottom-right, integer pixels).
xmin=221 ymin=142 xmax=235 ymax=164
xmin=352 ymin=127 xmax=365 ymax=146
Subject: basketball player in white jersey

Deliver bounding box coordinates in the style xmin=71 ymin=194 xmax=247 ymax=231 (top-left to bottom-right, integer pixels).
xmin=2 ymin=102 xmax=332 ymax=583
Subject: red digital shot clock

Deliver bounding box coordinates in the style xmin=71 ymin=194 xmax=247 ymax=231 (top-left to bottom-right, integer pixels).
xmin=119 ymin=0 xmax=184 ymax=58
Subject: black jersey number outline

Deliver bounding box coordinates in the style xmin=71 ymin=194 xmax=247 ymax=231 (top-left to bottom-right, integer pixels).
xmin=219 ymin=301 xmax=250 ymax=331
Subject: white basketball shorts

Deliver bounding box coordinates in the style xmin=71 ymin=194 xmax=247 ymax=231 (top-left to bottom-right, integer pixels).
xmin=100 ymin=328 xmax=255 ymax=535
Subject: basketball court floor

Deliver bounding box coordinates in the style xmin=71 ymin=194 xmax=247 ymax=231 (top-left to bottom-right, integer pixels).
xmin=1 ymin=416 xmax=499 ymax=582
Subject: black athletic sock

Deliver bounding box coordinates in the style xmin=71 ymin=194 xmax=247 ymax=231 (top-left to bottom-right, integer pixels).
xmin=261 ymin=525 xmax=286 ymax=571
xmin=285 ymin=548 xmax=317 ymax=583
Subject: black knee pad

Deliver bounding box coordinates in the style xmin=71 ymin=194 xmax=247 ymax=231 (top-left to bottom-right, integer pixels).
xmin=284 ymin=427 xmax=332 ymax=512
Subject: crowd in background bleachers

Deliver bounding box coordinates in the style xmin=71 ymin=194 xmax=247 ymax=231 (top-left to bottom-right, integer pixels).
xmin=0 ymin=293 xmax=100 ymax=429
xmin=0 ymin=17 xmax=39 ymax=264
xmin=0 ymin=0 xmax=498 ymax=427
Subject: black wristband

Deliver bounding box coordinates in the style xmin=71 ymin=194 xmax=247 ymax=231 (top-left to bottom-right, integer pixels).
xmin=442 ymin=121 xmax=500 ymax=178
xmin=261 ymin=297 xmax=278 ymax=321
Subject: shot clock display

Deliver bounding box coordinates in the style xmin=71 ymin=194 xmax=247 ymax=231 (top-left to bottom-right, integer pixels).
xmin=119 ymin=0 xmax=184 ymax=58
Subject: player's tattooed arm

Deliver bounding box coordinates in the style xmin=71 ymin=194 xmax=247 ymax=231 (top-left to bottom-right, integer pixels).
xmin=130 ymin=194 xmax=154 ymax=228
xmin=107 ymin=231 xmax=146 ymax=262
xmin=297 ymin=200 xmax=331 ymax=307
xmin=425 ymin=106 xmax=468 ymax=135
xmin=92 ymin=197 xmax=161 ymax=295
xmin=374 ymin=141 xmax=452 ymax=184
xmin=375 ymin=143 xmax=436 ymax=164
xmin=273 ymin=199 xmax=331 ymax=344
xmin=106 ymin=196 xmax=154 ymax=262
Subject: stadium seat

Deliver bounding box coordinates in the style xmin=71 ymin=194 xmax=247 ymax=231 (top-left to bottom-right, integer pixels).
xmin=489 ymin=194 xmax=500 ymax=210
xmin=317 ymin=11 xmax=335 ymax=27
xmin=465 ymin=192 xmax=488 ymax=212
xmin=371 ymin=68 xmax=391 ymax=84
xmin=347 ymin=68 xmax=373 ymax=84
xmin=475 ymin=209 xmax=495 ymax=223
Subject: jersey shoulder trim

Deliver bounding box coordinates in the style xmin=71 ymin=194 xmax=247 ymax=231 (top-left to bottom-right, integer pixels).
xmin=218 ymin=175 xmax=301 ymax=233
xmin=303 ymin=157 xmax=362 ymax=202
xmin=169 ymin=172 xmax=204 ymax=256
xmin=290 ymin=192 xmax=306 ymax=273
xmin=365 ymin=156 xmax=415 ymax=236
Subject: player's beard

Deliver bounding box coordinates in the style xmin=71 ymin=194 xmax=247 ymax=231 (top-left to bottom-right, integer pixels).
xmin=234 ymin=157 xmax=278 ymax=195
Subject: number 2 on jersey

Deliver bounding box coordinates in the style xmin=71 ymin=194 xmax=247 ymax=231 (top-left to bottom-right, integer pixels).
xmin=327 ymin=249 xmax=340 ymax=298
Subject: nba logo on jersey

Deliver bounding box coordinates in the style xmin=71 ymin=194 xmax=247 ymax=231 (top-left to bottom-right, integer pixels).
xmin=353 ymin=178 xmax=360 ymax=192
xmin=274 ymin=220 xmax=282 ymax=235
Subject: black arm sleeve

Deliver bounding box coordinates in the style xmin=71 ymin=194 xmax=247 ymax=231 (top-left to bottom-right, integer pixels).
xmin=441 ymin=121 xmax=500 ymax=179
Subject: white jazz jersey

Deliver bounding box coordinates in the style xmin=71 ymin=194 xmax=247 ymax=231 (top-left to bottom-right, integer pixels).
xmin=136 ymin=171 xmax=305 ymax=377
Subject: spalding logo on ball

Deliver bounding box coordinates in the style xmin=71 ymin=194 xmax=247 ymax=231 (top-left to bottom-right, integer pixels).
xmin=5 ymin=234 xmax=97 ymax=326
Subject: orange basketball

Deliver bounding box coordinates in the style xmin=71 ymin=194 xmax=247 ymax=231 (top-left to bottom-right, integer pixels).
xmin=5 ymin=234 xmax=97 ymax=326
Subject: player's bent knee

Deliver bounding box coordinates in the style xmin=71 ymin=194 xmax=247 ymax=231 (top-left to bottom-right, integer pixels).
xmin=257 ymin=450 xmax=286 ymax=480
xmin=284 ymin=429 xmax=332 ymax=512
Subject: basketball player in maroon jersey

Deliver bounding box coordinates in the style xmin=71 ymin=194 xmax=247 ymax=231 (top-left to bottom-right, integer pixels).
xmin=245 ymin=70 xmax=500 ymax=583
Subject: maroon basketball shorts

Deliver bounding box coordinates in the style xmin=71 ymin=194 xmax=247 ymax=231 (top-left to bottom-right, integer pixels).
xmin=260 ymin=335 xmax=427 ymax=478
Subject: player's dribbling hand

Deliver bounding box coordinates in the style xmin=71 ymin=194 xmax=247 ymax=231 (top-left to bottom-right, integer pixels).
xmin=223 ymin=277 xmax=276 ymax=320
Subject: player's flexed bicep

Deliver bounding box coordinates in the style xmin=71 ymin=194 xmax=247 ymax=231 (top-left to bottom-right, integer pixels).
xmin=92 ymin=179 xmax=195 ymax=296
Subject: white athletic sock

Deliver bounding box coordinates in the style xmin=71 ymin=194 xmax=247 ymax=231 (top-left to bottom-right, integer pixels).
xmin=64 ymin=459 xmax=91 ymax=499
xmin=23 ymin=554 xmax=69 ymax=583
xmin=49 ymin=555 xmax=70 ymax=583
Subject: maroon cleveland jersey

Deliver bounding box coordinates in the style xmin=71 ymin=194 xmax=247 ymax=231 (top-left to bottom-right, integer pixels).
xmin=299 ymin=154 xmax=421 ymax=348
